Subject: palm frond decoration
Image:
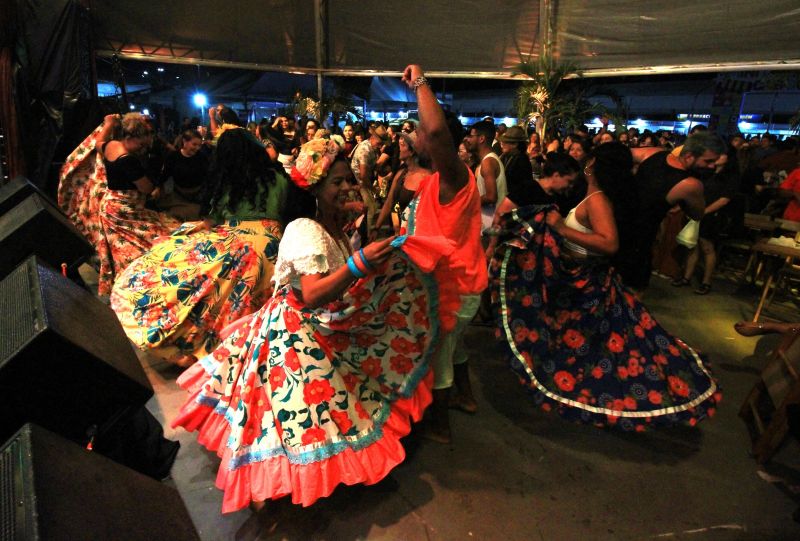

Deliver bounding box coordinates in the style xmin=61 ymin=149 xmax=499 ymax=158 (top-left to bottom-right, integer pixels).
xmin=514 ymin=52 xmax=581 ymax=141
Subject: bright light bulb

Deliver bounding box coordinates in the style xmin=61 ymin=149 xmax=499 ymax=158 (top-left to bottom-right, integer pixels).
xmin=192 ymin=93 xmax=208 ymax=108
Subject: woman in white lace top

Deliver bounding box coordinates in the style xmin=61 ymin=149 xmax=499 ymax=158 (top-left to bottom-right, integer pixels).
xmin=172 ymin=134 xmax=445 ymax=514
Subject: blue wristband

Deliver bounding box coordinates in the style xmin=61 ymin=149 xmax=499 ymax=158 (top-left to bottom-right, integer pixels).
xmin=346 ymin=256 xmax=366 ymax=278
xmin=358 ymin=249 xmax=374 ymax=271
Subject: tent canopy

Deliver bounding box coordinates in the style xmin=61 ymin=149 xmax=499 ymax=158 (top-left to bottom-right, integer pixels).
xmin=91 ymin=1 xmax=800 ymax=78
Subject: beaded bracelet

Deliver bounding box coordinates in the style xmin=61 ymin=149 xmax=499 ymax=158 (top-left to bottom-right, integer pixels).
xmin=358 ymin=248 xmax=374 ymax=271
xmin=412 ymin=76 xmax=429 ymax=91
xmin=346 ymin=256 xmax=366 ymax=279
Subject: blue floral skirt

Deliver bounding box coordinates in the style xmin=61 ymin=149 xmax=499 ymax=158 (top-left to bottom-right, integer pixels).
xmin=489 ymin=205 xmax=721 ymax=431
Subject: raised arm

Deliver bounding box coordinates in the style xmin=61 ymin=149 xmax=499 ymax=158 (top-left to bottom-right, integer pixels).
xmin=402 ymin=64 xmax=468 ymax=204
xmin=374 ymin=169 xmax=404 ymax=234
xmin=98 ymin=114 xmax=120 ymax=143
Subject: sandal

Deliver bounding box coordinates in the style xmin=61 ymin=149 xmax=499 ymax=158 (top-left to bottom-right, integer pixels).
xmin=671 ymin=277 xmax=690 ymax=287
xmin=694 ymin=283 xmax=711 ymax=295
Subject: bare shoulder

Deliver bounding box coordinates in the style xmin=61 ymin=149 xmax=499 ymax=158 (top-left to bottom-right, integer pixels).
xmin=631 ymin=146 xmax=662 ymax=164
xmin=103 ymin=140 xmax=126 ymax=160
xmin=586 ymin=190 xmax=614 ymax=214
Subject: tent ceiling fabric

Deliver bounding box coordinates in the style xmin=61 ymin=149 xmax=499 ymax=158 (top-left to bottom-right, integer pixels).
xmin=326 ymin=0 xmax=539 ymax=73
xmin=92 ymin=0 xmax=317 ymax=69
xmin=557 ymin=0 xmax=800 ymax=75
xmin=91 ymin=1 xmax=800 ymax=77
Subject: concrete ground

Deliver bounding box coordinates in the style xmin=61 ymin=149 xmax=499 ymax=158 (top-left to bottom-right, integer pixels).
xmin=93 ymin=264 xmax=800 ymax=541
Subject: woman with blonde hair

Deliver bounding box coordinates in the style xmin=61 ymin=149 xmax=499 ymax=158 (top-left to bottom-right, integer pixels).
xmin=59 ymin=113 xmax=180 ymax=295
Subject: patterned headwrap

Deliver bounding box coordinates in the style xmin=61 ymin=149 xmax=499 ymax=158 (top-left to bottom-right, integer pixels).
xmin=290 ymin=134 xmax=345 ymax=190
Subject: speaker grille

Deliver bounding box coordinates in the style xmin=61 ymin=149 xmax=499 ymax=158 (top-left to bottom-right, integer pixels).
xmin=0 ymin=261 xmax=40 ymax=364
xmin=0 ymin=439 xmax=15 ymax=541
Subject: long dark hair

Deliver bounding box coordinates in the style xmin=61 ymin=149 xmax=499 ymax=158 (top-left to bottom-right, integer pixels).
xmin=204 ymin=128 xmax=280 ymax=216
xmin=590 ymin=142 xmax=638 ymax=229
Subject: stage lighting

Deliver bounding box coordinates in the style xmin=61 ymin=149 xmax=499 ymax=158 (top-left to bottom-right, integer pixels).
xmin=192 ymin=93 xmax=208 ymax=108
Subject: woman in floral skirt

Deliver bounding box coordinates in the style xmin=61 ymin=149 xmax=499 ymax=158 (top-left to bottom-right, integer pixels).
xmin=59 ymin=113 xmax=180 ymax=295
xmin=172 ymin=135 xmax=451 ymax=512
xmin=110 ymin=128 xmax=289 ymax=367
xmin=490 ymin=143 xmax=721 ymax=430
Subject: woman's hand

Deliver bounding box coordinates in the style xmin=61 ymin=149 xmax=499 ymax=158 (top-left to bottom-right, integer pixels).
xmin=546 ymin=210 xmax=564 ymax=232
xmin=362 ymin=235 xmax=396 ymax=266
xmin=104 ymin=114 xmax=120 ymax=126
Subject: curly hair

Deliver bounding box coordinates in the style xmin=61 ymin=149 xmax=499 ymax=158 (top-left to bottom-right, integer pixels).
xmin=204 ymin=128 xmax=281 ymax=217
xmin=120 ymin=113 xmax=152 ymax=139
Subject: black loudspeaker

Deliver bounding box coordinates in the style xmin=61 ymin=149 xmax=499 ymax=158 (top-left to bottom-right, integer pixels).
xmin=0 ymin=176 xmax=49 ymax=215
xmin=0 ymin=256 xmax=153 ymax=446
xmin=0 ymin=424 xmax=200 ymax=541
xmin=0 ymin=186 xmax=93 ymax=278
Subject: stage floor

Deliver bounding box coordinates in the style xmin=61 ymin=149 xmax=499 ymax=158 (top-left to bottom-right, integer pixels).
xmin=88 ymin=265 xmax=800 ymax=540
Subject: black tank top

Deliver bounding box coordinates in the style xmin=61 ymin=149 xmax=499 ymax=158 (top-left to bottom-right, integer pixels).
xmin=101 ymin=142 xmax=148 ymax=191
xmin=395 ymin=169 xmax=417 ymax=215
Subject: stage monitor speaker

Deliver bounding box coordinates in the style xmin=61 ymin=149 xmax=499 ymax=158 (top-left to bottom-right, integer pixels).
xmin=0 ymin=191 xmax=93 ymax=278
xmin=0 ymin=423 xmax=200 ymax=541
xmin=0 ymin=256 xmax=153 ymax=446
xmin=0 ymin=176 xmax=51 ymax=215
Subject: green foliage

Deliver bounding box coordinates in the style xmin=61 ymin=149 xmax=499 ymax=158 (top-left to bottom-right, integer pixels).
xmin=515 ymin=53 xmax=616 ymax=139
xmin=288 ymin=86 xmax=363 ymax=124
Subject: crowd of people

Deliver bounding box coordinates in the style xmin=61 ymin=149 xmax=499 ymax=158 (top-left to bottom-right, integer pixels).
xmin=54 ymin=62 xmax=800 ymax=514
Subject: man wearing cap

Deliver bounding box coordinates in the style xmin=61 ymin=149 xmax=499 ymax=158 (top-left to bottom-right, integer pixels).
xmin=351 ymin=124 xmax=389 ymax=237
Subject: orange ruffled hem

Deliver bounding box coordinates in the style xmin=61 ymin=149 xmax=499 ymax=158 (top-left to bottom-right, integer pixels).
xmin=172 ymin=362 xmax=433 ymax=513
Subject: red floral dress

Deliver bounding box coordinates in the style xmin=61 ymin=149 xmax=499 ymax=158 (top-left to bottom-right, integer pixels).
xmin=489 ymin=205 xmax=721 ymax=431
xmin=58 ymin=124 xmax=180 ymax=294
xmin=172 ymin=219 xmax=447 ymax=513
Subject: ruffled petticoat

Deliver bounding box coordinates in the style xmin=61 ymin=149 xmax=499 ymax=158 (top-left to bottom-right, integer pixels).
xmin=173 ymin=239 xmax=446 ymax=512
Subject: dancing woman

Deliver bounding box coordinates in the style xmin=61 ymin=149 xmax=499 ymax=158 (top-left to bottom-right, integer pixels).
xmin=110 ymin=128 xmax=289 ymax=367
xmin=373 ymin=130 xmax=431 ymax=236
xmin=59 ymin=114 xmax=181 ymax=294
xmin=172 ymin=135 xmax=450 ymax=512
xmin=490 ymin=143 xmax=721 ymax=430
